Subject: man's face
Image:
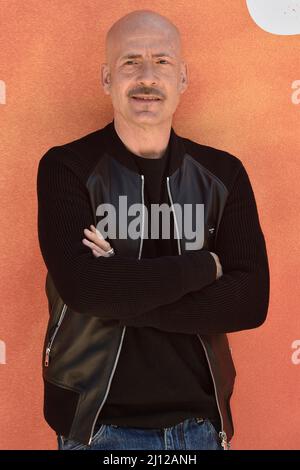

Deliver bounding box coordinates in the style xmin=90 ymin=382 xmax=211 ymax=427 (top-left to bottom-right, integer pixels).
xmin=101 ymin=28 xmax=188 ymax=127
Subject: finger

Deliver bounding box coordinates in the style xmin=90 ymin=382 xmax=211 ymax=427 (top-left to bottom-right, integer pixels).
xmin=90 ymin=225 xmax=105 ymax=240
xmin=83 ymin=228 xmax=111 ymax=250
xmin=92 ymin=249 xmax=101 ymax=258
xmin=91 ymin=248 xmax=114 ymax=258
xmin=82 ymin=238 xmax=111 ymax=256
xmin=85 ymin=227 xmax=108 ymax=245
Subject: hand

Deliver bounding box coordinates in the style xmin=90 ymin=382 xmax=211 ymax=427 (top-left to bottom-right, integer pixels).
xmin=82 ymin=225 xmax=115 ymax=258
xmin=209 ymin=251 xmax=223 ymax=279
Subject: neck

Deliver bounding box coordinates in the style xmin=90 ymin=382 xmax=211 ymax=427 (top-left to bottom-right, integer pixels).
xmin=113 ymin=115 xmax=172 ymax=159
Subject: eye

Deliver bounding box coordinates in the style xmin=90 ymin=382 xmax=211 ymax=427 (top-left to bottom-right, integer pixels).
xmin=158 ymin=60 xmax=169 ymax=64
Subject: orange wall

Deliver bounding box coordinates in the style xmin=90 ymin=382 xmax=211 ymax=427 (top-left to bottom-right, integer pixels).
xmin=0 ymin=0 xmax=299 ymax=450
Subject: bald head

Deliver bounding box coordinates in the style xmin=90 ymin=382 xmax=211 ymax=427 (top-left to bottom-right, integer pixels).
xmin=101 ymin=9 xmax=188 ymax=130
xmin=105 ymin=10 xmax=182 ymax=66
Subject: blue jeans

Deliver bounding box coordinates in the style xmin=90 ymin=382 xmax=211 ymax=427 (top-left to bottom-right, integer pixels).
xmin=57 ymin=417 xmax=224 ymax=450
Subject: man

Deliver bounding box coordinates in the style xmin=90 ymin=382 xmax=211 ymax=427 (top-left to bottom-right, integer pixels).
xmin=37 ymin=10 xmax=270 ymax=451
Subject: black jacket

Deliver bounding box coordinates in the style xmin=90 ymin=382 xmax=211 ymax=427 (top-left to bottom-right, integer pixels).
xmin=37 ymin=121 xmax=270 ymax=449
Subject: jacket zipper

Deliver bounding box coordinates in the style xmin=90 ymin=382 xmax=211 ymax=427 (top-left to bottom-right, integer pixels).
xmin=88 ymin=174 xmax=145 ymax=445
xmin=44 ymin=303 xmax=68 ymax=367
xmin=166 ymin=176 xmax=230 ymax=451
xmin=197 ymin=336 xmax=230 ymax=450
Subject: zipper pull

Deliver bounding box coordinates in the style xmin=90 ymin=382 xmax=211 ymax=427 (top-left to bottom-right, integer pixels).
xmin=219 ymin=430 xmax=230 ymax=450
xmin=44 ymin=346 xmax=51 ymax=367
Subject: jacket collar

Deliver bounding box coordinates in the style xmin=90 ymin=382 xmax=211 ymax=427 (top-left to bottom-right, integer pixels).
xmin=102 ymin=119 xmax=186 ymax=177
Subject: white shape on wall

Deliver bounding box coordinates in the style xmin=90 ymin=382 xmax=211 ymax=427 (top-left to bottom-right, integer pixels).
xmin=246 ymin=0 xmax=300 ymax=35
xmin=0 ymin=80 xmax=6 ymax=104
xmin=291 ymin=80 xmax=300 ymax=104
xmin=0 ymin=340 xmax=6 ymax=364
xmin=291 ymin=339 xmax=300 ymax=364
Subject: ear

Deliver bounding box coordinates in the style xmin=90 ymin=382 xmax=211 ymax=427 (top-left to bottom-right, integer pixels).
xmin=101 ymin=63 xmax=111 ymax=96
xmin=179 ymin=61 xmax=189 ymax=94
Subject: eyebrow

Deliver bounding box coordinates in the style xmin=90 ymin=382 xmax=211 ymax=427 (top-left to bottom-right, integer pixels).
xmin=119 ymin=52 xmax=175 ymax=61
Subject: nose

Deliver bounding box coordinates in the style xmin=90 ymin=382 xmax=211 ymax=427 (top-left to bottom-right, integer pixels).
xmin=136 ymin=60 xmax=158 ymax=86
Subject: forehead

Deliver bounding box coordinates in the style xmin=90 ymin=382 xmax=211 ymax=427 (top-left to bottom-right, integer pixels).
xmin=110 ymin=29 xmax=180 ymax=61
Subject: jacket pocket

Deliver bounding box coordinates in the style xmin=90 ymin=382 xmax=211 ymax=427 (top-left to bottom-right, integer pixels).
xmin=44 ymin=304 xmax=68 ymax=367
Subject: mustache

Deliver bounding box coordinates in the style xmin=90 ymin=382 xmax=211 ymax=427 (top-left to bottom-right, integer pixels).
xmin=129 ymin=87 xmax=165 ymax=99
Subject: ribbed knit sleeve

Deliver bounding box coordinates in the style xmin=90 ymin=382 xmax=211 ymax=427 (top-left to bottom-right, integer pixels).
xmin=37 ymin=147 xmax=217 ymax=319
xmin=121 ymin=163 xmax=270 ymax=333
